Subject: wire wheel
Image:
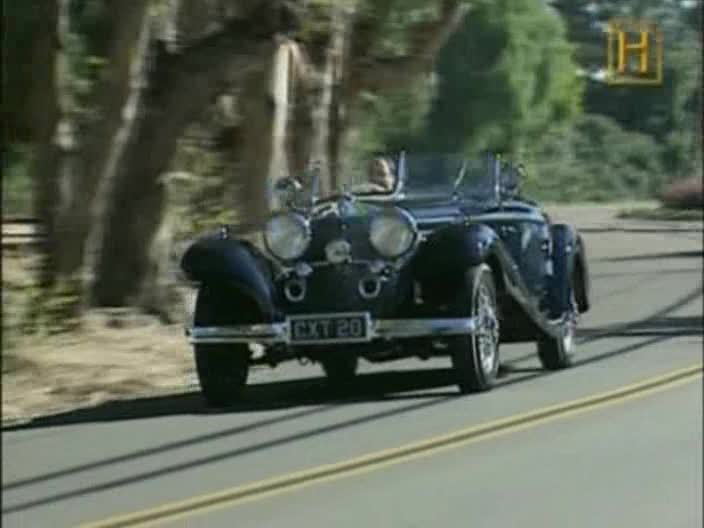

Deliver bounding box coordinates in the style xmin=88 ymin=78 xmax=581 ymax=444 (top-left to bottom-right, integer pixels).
xmin=451 ymin=264 xmax=501 ymax=393
xmin=473 ymin=281 xmax=500 ymax=376
xmin=538 ymin=281 xmax=579 ymax=370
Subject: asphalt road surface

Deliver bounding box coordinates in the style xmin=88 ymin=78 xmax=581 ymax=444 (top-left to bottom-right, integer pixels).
xmin=3 ymin=213 xmax=703 ymax=528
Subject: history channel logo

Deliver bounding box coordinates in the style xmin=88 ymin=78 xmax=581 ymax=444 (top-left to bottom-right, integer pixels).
xmin=606 ymin=18 xmax=663 ymax=86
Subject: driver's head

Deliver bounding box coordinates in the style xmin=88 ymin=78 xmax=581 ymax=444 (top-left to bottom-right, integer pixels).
xmin=368 ymin=157 xmax=395 ymax=191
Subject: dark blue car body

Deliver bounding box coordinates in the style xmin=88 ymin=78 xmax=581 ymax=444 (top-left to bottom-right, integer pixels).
xmin=181 ymin=153 xmax=591 ymax=404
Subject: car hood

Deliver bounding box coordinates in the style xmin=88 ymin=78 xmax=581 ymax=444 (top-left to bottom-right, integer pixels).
xmin=300 ymin=195 xmax=511 ymax=263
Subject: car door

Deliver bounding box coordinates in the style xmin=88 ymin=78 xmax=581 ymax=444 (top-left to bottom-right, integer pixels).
xmin=484 ymin=204 xmax=551 ymax=301
xmin=519 ymin=214 xmax=552 ymax=301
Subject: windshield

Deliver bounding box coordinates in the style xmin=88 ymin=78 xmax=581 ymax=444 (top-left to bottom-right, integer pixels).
xmin=400 ymin=153 xmax=497 ymax=201
xmin=314 ymin=153 xmax=502 ymax=203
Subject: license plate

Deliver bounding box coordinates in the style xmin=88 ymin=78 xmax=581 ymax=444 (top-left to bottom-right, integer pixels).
xmin=287 ymin=313 xmax=370 ymax=344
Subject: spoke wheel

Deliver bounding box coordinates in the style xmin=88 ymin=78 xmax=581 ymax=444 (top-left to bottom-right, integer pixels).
xmin=450 ymin=264 xmax=500 ymax=393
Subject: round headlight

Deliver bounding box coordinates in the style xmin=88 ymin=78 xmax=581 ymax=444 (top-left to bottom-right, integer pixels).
xmin=264 ymin=213 xmax=311 ymax=261
xmin=369 ymin=209 xmax=417 ymax=259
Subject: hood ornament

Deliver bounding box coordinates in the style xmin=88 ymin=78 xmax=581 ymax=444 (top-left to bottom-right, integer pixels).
xmin=325 ymin=239 xmax=352 ymax=264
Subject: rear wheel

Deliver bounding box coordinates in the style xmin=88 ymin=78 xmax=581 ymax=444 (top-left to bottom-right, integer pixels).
xmin=450 ymin=264 xmax=500 ymax=393
xmin=537 ymin=283 xmax=578 ymax=370
xmin=193 ymin=286 xmax=251 ymax=407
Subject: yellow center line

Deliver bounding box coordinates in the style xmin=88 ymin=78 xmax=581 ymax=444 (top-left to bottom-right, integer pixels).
xmin=81 ymin=363 xmax=703 ymax=528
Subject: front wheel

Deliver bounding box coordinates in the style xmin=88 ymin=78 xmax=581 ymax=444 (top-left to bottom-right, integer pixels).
xmin=193 ymin=286 xmax=251 ymax=407
xmin=450 ymin=264 xmax=501 ymax=393
xmin=194 ymin=345 xmax=249 ymax=407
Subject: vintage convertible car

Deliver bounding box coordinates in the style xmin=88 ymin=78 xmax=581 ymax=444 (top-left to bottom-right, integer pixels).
xmin=181 ymin=153 xmax=591 ymax=406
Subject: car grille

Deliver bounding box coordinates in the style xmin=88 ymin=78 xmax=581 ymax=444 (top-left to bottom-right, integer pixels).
xmin=278 ymin=264 xmax=409 ymax=318
xmin=302 ymin=216 xmax=378 ymax=263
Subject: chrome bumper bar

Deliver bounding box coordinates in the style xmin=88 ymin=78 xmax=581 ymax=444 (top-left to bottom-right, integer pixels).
xmin=186 ymin=317 xmax=478 ymax=345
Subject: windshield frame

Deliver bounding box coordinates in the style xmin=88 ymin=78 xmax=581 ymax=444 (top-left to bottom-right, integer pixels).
xmin=310 ymin=152 xmax=517 ymax=206
xmin=393 ymin=152 xmax=502 ymax=203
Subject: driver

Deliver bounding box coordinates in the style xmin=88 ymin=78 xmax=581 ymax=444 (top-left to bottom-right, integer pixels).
xmin=366 ymin=157 xmax=396 ymax=192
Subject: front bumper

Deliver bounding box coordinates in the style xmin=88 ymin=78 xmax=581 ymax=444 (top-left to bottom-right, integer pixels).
xmin=186 ymin=316 xmax=478 ymax=345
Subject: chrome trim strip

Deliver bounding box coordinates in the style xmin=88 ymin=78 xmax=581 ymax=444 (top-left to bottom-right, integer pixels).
xmin=187 ymin=316 xmax=478 ymax=345
xmin=471 ymin=211 xmax=545 ymax=223
xmin=373 ymin=317 xmax=477 ymax=339
xmin=416 ymin=215 xmax=464 ymax=225
xmin=188 ymin=323 xmax=288 ymax=344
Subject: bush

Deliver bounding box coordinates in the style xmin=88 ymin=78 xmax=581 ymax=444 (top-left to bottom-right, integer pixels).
xmin=659 ymin=176 xmax=704 ymax=210
xmin=522 ymin=114 xmax=665 ymax=203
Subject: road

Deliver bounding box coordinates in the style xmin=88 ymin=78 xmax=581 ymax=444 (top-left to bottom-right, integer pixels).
xmin=2 ymin=211 xmax=703 ymax=528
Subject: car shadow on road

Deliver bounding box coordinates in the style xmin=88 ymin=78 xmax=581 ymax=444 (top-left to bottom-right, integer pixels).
xmin=3 ymin=368 xmax=459 ymax=432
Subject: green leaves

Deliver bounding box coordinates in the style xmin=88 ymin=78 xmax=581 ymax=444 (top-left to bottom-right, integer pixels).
xmin=415 ymin=0 xmax=582 ymax=156
xmin=523 ymin=114 xmax=665 ymax=202
xmin=552 ymin=0 xmax=702 ymax=179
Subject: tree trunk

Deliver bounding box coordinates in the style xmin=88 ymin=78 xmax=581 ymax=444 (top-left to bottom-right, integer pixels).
xmin=286 ymin=43 xmax=315 ymax=178
xmin=326 ymin=10 xmax=351 ymax=189
xmin=302 ymin=9 xmax=349 ymax=195
xmin=52 ymin=0 xmax=149 ymax=293
xmin=231 ymin=35 xmax=323 ymax=226
xmin=86 ymin=0 xmax=470 ymax=310
xmin=269 ymin=39 xmax=294 ymax=193
xmin=30 ymin=0 xmax=61 ymax=291
xmin=89 ymin=18 xmax=272 ymax=306
xmin=144 ymin=36 xmax=298 ymax=315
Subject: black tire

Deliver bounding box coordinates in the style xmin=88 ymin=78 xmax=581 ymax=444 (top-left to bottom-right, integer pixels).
xmin=450 ymin=264 xmax=501 ymax=393
xmin=193 ymin=286 xmax=250 ymax=407
xmin=194 ymin=345 xmax=249 ymax=407
xmin=320 ymin=355 xmax=359 ymax=386
xmin=537 ymin=285 xmax=577 ymax=370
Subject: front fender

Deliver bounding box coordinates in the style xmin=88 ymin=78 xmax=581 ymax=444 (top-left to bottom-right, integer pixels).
xmin=409 ymin=223 xmax=525 ymax=310
xmin=413 ymin=223 xmax=500 ymax=281
xmin=181 ymin=237 xmax=276 ymax=321
xmin=549 ymin=224 xmax=591 ymax=317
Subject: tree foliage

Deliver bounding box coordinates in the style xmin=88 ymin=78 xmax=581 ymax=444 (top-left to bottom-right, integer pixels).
xmin=523 ymin=114 xmax=665 ymax=202
xmin=551 ymin=0 xmax=702 ymax=178
xmin=401 ymin=0 xmax=582 ymax=157
xmin=2 ymin=0 xmax=700 ymax=324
